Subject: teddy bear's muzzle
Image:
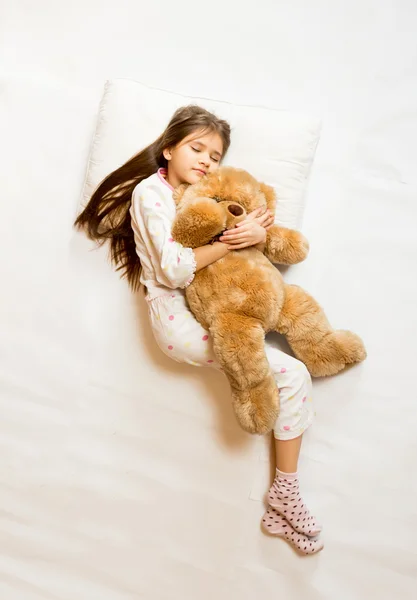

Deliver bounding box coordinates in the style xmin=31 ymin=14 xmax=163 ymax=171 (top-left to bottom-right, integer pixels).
xmin=227 ymin=203 xmax=244 ymax=217
xmin=222 ymin=201 xmax=247 ymax=229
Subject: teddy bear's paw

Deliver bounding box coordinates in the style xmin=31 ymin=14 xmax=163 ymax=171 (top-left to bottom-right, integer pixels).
xmin=287 ymin=231 xmax=309 ymax=263
xmin=334 ymin=330 xmax=367 ymax=364
xmin=231 ymin=378 xmax=279 ymax=435
xmin=304 ymin=330 xmax=367 ymax=377
xmin=268 ymin=229 xmax=310 ymax=264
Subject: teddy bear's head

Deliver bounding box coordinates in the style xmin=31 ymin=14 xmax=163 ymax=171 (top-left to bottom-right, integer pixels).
xmin=171 ymin=167 xmax=276 ymax=249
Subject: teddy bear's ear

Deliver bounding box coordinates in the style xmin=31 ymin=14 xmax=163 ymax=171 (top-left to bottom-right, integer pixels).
xmin=172 ymin=183 xmax=190 ymax=206
xmin=259 ymin=182 xmax=276 ymax=211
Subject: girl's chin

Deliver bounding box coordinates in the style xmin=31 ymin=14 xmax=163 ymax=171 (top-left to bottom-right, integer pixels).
xmin=185 ymin=171 xmax=205 ymax=184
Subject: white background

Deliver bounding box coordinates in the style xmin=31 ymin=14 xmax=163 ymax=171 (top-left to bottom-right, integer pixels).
xmin=1 ymin=1 xmax=417 ymax=599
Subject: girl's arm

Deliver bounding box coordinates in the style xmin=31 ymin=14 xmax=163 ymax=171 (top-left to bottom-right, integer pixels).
xmin=131 ymin=184 xmax=229 ymax=289
xmin=193 ymin=241 xmax=230 ymax=271
xmin=193 ymin=207 xmax=274 ymax=270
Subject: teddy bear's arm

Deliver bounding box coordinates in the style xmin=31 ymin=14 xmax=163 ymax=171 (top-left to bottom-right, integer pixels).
xmin=263 ymin=225 xmax=309 ymax=265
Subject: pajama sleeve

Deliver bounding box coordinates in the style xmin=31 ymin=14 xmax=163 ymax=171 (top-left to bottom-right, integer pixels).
xmin=131 ymin=183 xmax=197 ymax=289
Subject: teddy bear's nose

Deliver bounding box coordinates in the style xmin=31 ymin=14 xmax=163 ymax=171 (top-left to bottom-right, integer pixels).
xmin=227 ymin=204 xmax=244 ymax=216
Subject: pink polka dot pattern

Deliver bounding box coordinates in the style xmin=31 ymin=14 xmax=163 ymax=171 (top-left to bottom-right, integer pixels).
xmin=168 ymin=345 xmax=173 ymax=350
xmin=207 ymin=360 xmax=214 ymax=364
xmin=168 ymin=237 xmax=174 ymax=243
xmin=280 ymin=367 xmax=287 ymax=373
xmin=155 ymin=202 xmax=161 ymax=207
xmin=268 ymin=472 xmax=322 ymax=537
xmin=168 ymin=315 xmax=174 ymax=321
xmin=261 ymin=507 xmax=324 ymax=555
xmin=302 ymin=396 xmax=307 ymax=402
xmin=202 ymin=335 xmax=209 ymax=341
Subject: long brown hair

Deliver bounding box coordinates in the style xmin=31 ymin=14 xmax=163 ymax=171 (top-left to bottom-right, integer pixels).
xmin=75 ymin=105 xmax=231 ymax=290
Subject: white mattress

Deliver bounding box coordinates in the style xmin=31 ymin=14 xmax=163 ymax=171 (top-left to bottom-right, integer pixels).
xmin=1 ymin=2 xmax=417 ymax=599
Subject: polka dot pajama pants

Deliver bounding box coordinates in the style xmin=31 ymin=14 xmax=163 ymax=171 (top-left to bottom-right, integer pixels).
xmin=147 ymin=292 xmax=314 ymax=440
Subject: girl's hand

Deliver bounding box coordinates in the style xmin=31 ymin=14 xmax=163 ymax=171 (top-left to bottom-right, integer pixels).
xmin=246 ymin=207 xmax=275 ymax=230
xmin=219 ymin=207 xmax=274 ymax=249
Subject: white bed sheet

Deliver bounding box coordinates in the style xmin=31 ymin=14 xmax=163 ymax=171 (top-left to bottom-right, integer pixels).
xmin=1 ymin=2 xmax=417 ymax=599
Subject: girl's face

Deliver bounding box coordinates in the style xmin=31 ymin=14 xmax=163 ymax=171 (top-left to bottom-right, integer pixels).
xmin=163 ymin=129 xmax=224 ymax=188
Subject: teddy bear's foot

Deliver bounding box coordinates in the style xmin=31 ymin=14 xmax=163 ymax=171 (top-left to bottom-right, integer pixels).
xmin=302 ymin=330 xmax=367 ymax=377
xmin=231 ymin=376 xmax=279 ymax=435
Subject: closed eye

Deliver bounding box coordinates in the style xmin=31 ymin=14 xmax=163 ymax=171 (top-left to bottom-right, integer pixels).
xmin=191 ymin=147 xmax=220 ymax=162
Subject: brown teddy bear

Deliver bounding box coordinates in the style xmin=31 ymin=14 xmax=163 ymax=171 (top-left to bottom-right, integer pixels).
xmin=172 ymin=167 xmax=366 ymax=435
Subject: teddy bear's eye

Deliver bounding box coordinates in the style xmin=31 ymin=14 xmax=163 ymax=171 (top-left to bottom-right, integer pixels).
xmin=212 ymin=196 xmax=222 ymax=203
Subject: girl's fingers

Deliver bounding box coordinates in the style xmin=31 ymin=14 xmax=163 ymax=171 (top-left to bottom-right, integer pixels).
xmin=220 ymin=229 xmax=251 ymax=241
xmin=256 ymin=217 xmax=274 ymax=229
xmin=249 ymin=207 xmax=265 ymax=218
xmin=227 ymin=234 xmax=250 ymax=243
xmin=236 ymin=217 xmax=258 ymax=228
xmin=225 ymin=223 xmax=250 ymax=234
xmin=225 ymin=236 xmax=250 ymax=244
xmin=256 ymin=211 xmax=273 ymax=226
xmin=240 ymin=207 xmax=266 ymax=224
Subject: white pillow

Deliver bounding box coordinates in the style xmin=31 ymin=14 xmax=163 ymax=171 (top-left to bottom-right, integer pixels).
xmin=81 ymin=79 xmax=321 ymax=229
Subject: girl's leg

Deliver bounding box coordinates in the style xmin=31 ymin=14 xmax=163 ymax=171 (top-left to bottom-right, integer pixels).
xmin=268 ymin=439 xmax=321 ymax=538
xmin=150 ymin=300 xmax=322 ymax=553
xmin=147 ymin=293 xmax=220 ymax=368
xmin=275 ymin=435 xmax=302 ymax=472
xmin=263 ymin=344 xmax=322 ymax=541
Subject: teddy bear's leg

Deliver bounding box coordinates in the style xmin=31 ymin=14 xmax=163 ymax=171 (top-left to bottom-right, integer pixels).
xmin=276 ymin=284 xmax=367 ymax=377
xmin=210 ymin=312 xmax=279 ymax=435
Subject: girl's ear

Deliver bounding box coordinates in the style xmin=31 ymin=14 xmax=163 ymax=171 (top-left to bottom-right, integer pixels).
xmin=163 ymin=148 xmax=172 ymax=161
xmin=172 ymin=183 xmax=190 ymax=206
